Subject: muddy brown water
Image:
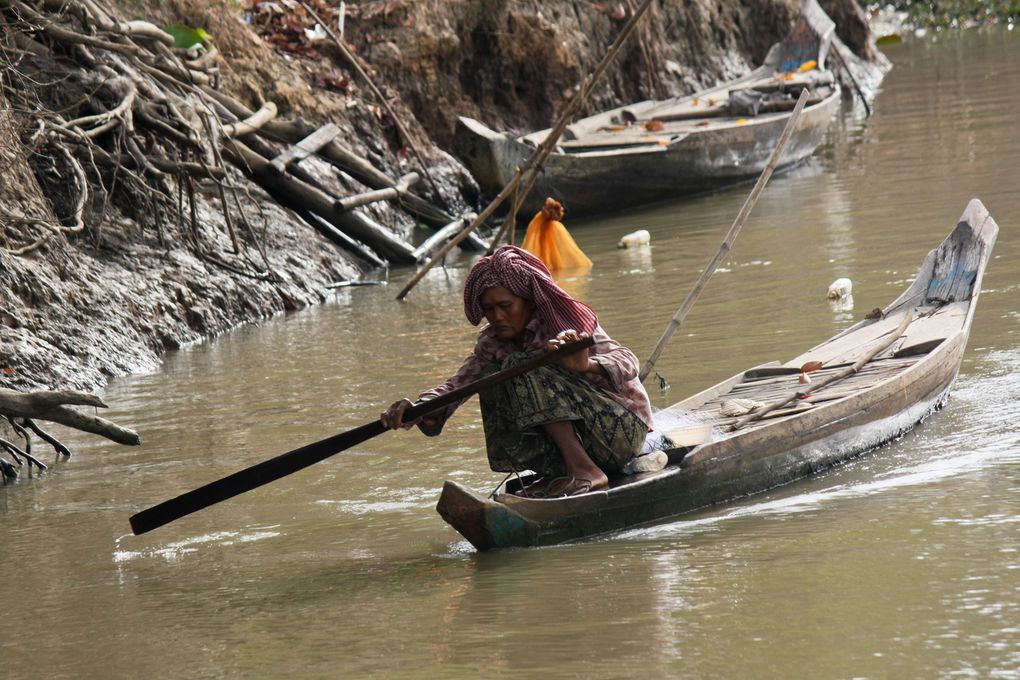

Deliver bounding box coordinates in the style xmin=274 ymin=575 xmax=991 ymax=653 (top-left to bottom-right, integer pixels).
xmin=4 ymin=29 xmax=1019 ymax=679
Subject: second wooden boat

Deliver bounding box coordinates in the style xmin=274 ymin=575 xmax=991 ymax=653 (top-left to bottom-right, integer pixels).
xmin=453 ymin=0 xmax=843 ymax=217
xmin=436 ymin=199 xmax=999 ymax=550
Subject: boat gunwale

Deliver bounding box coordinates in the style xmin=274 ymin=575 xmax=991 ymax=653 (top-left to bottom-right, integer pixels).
xmin=500 ymin=87 xmax=841 ymax=161
xmin=493 ymin=325 xmax=965 ymax=514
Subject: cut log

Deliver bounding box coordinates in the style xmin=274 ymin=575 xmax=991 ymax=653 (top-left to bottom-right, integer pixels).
xmin=299 ymin=210 xmax=387 ymax=269
xmin=412 ymin=213 xmax=476 ymax=262
xmin=269 ymin=123 xmax=341 ymax=176
xmin=225 ymin=139 xmax=417 ymax=264
xmin=334 ymin=172 xmax=418 ymax=212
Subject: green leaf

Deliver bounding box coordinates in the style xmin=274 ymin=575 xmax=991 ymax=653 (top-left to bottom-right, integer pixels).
xmin=166 ymin=24 xmax=212 ymax=50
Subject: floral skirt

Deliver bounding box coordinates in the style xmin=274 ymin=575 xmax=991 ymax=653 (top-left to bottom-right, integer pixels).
xmin=478 ymin=351 xmax=647 ymax=477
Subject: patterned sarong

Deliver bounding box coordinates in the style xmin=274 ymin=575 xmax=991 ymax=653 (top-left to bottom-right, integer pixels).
xmin=478 ymin=351 xmax=647 ymax=477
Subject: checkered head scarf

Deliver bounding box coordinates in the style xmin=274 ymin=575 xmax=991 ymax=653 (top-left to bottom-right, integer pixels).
xmin=463 ymin=246 xmax=597 ymax=334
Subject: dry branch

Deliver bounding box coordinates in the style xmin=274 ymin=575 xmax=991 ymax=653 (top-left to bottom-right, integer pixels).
xmin=119 ymin=20 xmax=174 ymax=46
xmin=221 ymin=101 xmax=278 ymax=139
xmin=0 ymin=388 xmax=140 ymax=445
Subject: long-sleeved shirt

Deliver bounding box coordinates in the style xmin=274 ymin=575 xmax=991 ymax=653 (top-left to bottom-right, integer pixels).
xmin=417 ymin=316 xmax=653 ymax=436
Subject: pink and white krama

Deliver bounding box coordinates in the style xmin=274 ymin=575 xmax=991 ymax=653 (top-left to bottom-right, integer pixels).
xmin=462 ymin=246 xmax=597 ymax=335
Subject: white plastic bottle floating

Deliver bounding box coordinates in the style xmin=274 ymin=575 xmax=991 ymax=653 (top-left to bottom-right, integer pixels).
xmin=617 ymin=229 xmax=651 ymax=249
xmin=829 ymin=293 xmax=854 ymax=313
xmin=827 ymin=277 xmax=852 ymax=299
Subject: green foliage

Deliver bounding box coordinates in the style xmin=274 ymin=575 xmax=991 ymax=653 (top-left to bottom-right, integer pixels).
xmin=879 ymin=1 xmax=1020 ymax=29
xmin=165 ymin=24 xmax=212 ymax=50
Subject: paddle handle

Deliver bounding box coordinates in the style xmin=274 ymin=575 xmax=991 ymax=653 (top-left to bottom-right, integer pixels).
xmin=129 ymin=336 xmax=595 ymax=535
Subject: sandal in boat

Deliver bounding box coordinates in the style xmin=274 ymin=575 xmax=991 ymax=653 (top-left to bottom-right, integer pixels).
xmin=539 ymin=476 xmax=607 ymax=498
xmin=513 ymin=476 xmax=551 ymax=498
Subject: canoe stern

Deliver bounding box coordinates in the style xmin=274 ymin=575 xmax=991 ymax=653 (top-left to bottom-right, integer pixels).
xmin=452 ymin=117 xmax=520 ymax=196
xmin=436 ymin=480 xmax=534 ymax=550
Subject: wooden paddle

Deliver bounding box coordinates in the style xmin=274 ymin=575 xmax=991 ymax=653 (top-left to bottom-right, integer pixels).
xmin=129 ymin=336 xmax=595 ymax=535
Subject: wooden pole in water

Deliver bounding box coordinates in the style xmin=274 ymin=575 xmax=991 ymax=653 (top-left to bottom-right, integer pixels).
xmin=639 ymin=88 xmax=810 ymax=383
xmin=395 ymin=0 xmax=659 ymax=300
xmin=829 ymin=42 xmax=871 ymax=117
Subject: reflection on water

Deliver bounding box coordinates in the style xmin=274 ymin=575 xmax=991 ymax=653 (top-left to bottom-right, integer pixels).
xmin=3 ymin=27 xmax=1020 ymax=680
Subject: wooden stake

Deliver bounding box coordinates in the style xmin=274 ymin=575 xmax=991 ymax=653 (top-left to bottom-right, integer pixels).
xmin=829 ymin=41 xmax=872 ymax=117
xmin=396 ymin=0 xmax=659 ymax=300
xmin=639 ymin=88 xmax=810 ymax=383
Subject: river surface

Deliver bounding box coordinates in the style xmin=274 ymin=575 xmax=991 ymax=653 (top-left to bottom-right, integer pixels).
xmin=3 ymin=28 xmax=1019 ymax=680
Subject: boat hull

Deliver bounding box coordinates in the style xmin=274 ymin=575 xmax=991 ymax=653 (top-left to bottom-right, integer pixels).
xmin=435 ymin=200 xmax=997 ymax=550
xmin=437 ymin=336 xmax=961 ymax=550
xmin=454 ymin=90 xmax=840 ymax=218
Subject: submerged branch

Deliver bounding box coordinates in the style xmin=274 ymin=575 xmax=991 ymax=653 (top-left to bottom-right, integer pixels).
xmin=0 ymin=388 xmax=140 ymax=446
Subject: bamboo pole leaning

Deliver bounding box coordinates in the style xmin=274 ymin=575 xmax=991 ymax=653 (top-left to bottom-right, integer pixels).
xmin=638 ymin=88 xmax=810 ymax=383
xmin=395 ymin=0 xmax=659 ymax=300
xmin=297 ymin=0 xmax=444 ymax=201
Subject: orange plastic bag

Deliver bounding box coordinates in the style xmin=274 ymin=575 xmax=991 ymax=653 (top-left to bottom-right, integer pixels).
xmin=521 ymin=198 xmax=592 ymax=271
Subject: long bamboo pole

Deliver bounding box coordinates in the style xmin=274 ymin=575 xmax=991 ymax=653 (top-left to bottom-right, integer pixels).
xmin=639 ymin=88 xmax=810 ymax=383
xmin=728 ymin=311 xmax=913 ymax=430
xmin=395 ymin=0 xmax=658 ymax=300
xmin=297 ymin=1 xmax=444 ymax=201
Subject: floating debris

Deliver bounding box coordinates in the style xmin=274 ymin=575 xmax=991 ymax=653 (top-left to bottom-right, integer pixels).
xmin=617 ymin=229 xmax=650 ymax=249
xmin=827 ymin=277 xmax=852 ymax=299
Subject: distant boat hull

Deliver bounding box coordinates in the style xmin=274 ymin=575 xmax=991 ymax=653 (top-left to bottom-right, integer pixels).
xmin=455 ymin=91 xmax=840 ymax=217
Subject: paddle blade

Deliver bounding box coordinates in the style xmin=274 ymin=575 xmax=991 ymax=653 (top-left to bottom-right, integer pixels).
xmin=129 ymin=336 xmax=594 ymax=535
xmin=129 ymin=421 xmax=385 ymax=535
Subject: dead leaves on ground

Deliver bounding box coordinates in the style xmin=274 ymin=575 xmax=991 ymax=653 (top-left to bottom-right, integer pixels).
xmin=246 ymin=0 xmax=339 ymax=59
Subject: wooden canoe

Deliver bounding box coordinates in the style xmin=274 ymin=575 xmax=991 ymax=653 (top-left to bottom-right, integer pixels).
xmin=453 ymin=0 xmax=844 ymax=217
xmin=436 ymin=199 xmax=998 ymax=550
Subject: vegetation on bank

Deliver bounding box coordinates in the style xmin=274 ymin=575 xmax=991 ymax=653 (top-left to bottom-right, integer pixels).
xmin=878 ymin=1 xmax=1020 ymax=29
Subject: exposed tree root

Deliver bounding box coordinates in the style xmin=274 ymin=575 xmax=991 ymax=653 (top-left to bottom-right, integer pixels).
xmin=0 ymin=0 xmax=477 ymax=269
xmin=0 ymin=0 xmax=489 ymax=474
xmin=0 ymin=391 xmax=138 ymax=481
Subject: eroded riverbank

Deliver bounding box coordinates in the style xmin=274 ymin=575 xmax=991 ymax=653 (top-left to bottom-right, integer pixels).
xmin=0 ymin=0 xmax=884 ymax=394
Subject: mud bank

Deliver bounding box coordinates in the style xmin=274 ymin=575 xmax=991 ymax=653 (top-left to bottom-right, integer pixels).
xmin=0 ymin=0 xmax=882 ymax=396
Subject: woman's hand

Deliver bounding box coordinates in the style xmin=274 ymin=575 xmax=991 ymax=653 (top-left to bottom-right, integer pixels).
xmin=381 ymin=398 xmax=418 ymax=430
xmin=549 ymin=329 xmax=592 ymax=374
xmin=381 ymin=399 xmax=441 ymax=431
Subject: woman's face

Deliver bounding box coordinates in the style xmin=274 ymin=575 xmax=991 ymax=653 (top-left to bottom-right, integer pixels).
xmin=480 ymin=286 xmax=534 ymax=341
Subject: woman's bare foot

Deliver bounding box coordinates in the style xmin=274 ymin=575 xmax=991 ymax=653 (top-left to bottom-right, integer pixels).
xmin=541 ymin=420 xmax=609 ymax=493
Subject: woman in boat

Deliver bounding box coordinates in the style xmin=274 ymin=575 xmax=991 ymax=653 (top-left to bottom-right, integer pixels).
xmin=380 ymin=246 xmax=652 ymax=498
xmin=521 ymin=197 xmax=592 ymax=271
